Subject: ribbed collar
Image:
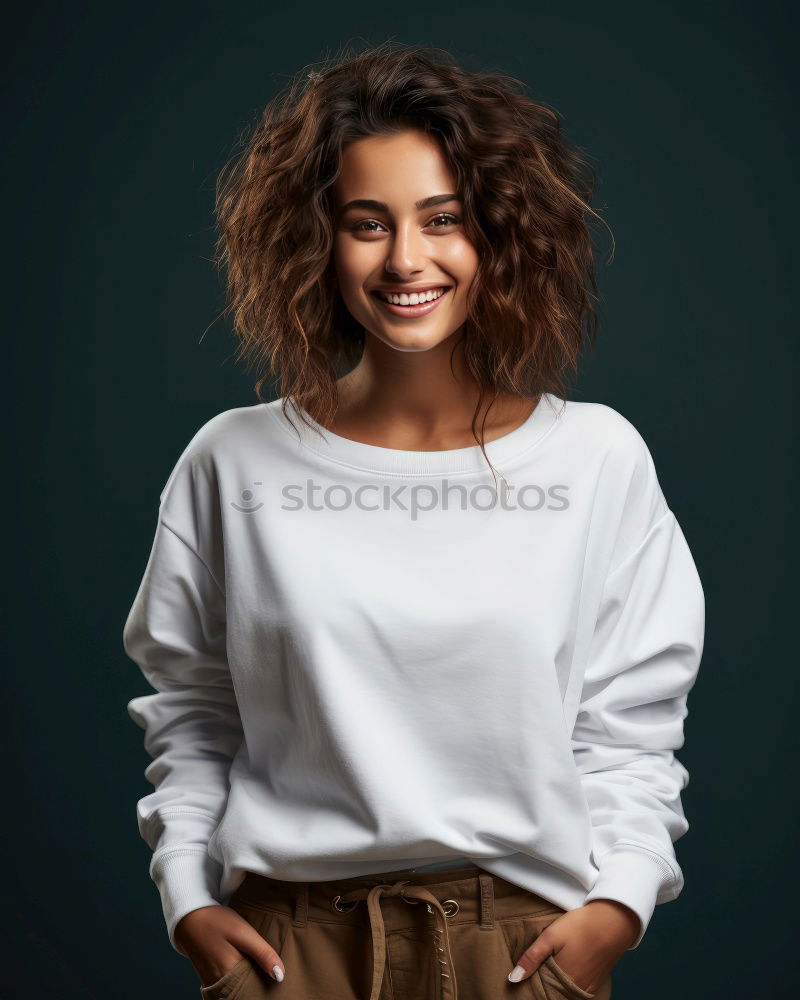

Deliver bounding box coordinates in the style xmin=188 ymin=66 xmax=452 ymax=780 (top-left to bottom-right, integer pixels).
xmin=264 ymin=393 xmax=564 ymax=477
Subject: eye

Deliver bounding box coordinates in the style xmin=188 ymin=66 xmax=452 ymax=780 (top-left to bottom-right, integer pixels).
xmin=428 ymin=212 xmax=461 ymax=228
xmin=349 ymin=213 xmax=462 ymax=234
xmin=352 ymin=219 xmax=387 ymax=233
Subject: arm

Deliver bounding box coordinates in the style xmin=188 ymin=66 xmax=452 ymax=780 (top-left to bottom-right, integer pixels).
xmin=574 ymin=506 xmax=705 ymax=949
xmin=124 ymin=511 xmax=243 ymax=954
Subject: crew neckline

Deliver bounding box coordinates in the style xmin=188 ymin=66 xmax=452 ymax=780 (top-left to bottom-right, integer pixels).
xmin=264 ymin=393 xmax=564 ymax=476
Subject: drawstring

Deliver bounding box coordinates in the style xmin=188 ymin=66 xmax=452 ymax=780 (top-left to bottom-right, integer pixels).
xmin=334 ymin=878 xmax=459 ymax=1000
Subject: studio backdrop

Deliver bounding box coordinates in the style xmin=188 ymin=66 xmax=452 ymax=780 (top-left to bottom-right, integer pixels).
xmin=6 ymin=2 xmax=797 ymax=997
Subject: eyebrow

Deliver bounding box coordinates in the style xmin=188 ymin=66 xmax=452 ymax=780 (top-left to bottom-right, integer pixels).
xmin=338 ymin=193 xmax=460 ymax=215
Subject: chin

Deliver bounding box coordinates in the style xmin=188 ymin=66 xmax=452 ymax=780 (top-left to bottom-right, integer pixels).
xmin=375 ymin=328 xmax=455 ymax=352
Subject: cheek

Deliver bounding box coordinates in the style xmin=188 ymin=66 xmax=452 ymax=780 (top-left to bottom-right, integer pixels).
xmin=445 ymin=237 xmax=479 ymax=283
xmin=333 ymin=237 xmax=379 ymax=288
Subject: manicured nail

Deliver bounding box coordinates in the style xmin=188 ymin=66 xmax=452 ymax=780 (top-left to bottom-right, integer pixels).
xmin=272 ymin=965 xmax=285 ymax=982
xmin=508 ymin=965 xmax=526 ymax=983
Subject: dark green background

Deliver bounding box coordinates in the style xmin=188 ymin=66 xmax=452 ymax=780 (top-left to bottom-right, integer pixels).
xmin=6 ymin=1 xmax=797 ymax=996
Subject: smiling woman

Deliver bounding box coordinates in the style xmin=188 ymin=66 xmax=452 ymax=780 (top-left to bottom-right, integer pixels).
xmin=212 ymin=39 xmax=608 ymax=482
xmin=124 ymin=39 xmax=704 ymax=1000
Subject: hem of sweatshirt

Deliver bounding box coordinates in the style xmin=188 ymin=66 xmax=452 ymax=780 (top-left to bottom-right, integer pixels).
xmin=583 ymin=844 xmax=683 ymax=950
xmin=151 ymin=848 xmax=224 ymax=954
xmin=263 ymin=392 xmax=565 ymax=477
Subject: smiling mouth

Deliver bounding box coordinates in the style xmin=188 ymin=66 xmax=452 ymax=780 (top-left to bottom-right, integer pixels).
xmin=370 ymin=286 xmax=453 ymax=317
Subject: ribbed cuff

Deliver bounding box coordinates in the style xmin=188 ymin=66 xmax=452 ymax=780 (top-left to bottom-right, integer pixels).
xmin=583 ymin=845 xmax=682 ymax=950
xmin=150 ymin=848 xmax=225 ymax=954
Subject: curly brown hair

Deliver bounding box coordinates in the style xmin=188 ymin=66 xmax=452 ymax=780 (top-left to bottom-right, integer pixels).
xmin=214 ymin=40 xmax=611 ymax=473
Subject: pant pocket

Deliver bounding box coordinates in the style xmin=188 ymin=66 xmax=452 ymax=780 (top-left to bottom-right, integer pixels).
xmin=541 ymin=952 xmax=597 ymax=1000
xmin=198 ymin=905 xmax=275 ymax=1000
xmin=499 ymin=913 xmax=600 ymax=1000
xmin=199 ymin=953 xmax=254 ymax=1000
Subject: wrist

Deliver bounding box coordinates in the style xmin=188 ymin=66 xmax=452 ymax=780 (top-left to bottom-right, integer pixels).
xmin=584 ymin=898 xmax=642 ymax=946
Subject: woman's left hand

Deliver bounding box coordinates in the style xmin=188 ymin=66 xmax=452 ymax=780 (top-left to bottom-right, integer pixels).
xmin=507 ymin=898 xmax=641 ymax=993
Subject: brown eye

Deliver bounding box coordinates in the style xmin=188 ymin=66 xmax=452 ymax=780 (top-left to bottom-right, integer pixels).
xmin=352 ymin=219 xmax=386 ymax=233
xmin=429 ymin=213 xmax=460 ymax=228
xmin=349 ymin=213 xmax=460 ymax=234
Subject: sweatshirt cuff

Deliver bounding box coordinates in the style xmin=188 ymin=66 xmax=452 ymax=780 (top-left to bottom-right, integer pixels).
xmin=583 ymin=845 xmax=682 ymax=950
xmin=151 ymin=848 xmax=225 ymax=954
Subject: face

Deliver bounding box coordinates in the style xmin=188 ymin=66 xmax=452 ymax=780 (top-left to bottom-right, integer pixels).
xmin=331 ymin=129 xmax=479 ymax=352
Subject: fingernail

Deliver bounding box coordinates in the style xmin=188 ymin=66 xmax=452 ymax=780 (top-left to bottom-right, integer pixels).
xmin=508 ymin=965 xmax=526 ymax=983
xmin=271 ymin=965 xmax=285 ymax=982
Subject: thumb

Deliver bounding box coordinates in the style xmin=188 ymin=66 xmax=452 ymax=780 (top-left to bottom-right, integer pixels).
xmin=235 ymin=929 xmax=286 ymax=983
xmin=507 ymin=931 xmax=557 ymax=983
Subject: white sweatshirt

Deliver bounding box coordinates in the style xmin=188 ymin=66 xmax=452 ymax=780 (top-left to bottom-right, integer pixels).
xmin=124 ymin=393 xmax=705 ymax=954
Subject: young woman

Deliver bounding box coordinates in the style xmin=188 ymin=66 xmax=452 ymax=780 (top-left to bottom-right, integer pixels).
xmin=124 ymin=42 xmax=705 ymax=1000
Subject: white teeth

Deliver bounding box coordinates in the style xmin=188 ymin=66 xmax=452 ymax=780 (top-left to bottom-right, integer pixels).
xmin=377 ymin=287 xmax=447 ymax=305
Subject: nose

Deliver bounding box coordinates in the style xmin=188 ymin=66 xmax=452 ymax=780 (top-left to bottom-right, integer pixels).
xmin=385 ymin=221 xmax=428 ymax=277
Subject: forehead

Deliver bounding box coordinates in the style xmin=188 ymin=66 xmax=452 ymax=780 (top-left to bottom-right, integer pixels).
xmin=335 ymin=130 xmax=456 ymax=206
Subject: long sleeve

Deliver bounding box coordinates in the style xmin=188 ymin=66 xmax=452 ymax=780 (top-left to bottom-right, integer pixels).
xmin=575 ymin=503 xmax=705 ymax=949
xmin=124 ymin=499 xmax=243 ymax=953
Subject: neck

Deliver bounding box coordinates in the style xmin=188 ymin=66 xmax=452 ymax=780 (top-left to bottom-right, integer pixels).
xmin=335 ymin=331 xmax=529 ymax=438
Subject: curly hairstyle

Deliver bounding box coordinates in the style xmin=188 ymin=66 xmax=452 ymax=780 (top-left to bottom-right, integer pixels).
xmin=214 ymin=40 xmax=611 ymax=477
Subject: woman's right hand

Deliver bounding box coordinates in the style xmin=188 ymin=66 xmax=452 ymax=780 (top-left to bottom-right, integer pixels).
xmin=174 ymin=904 xmax=286 ymax=986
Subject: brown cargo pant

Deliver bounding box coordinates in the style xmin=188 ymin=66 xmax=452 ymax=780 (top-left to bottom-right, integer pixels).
xmin=199 ymin=864 xmax=614 ymax=1000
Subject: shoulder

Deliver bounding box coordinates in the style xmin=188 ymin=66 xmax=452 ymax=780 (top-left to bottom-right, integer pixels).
xmin=556 ymin=397 xmax=650 ymax=456
xmin=553 ymin=396 xmax=659 ymax=483
xmin=557 ymin=396 xmax=669 ymax=532
xmin=158 ymin=403 xmax=270 ymax=504
xmin=175 ymin=402 xmax=270 ymax=455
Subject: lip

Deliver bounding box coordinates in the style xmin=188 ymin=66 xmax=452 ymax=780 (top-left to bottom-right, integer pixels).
xmin=372 ymin=283 xmax=451 ymax=294
xmin=371 ymin=286 xmax=452 ymax=318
